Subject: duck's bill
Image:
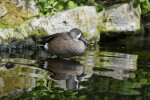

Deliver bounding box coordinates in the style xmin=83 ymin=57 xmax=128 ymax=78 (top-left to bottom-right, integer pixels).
xmin=79 ymin=36 xmax=88 ymax=45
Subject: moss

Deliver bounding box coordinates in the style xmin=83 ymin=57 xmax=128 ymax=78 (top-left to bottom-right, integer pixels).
xmin=6 ymin=14 xmax=24 ymax=25
xmin=83 ymin=29 xmax=100 ymax=43
xmin=0 ymin=0 xmax=35 ymax=28
xmin=70 ymin=9 xmax=85 ymax=25
xmin=30 ymin=27 xmax=49 ymax=37
xmin=83 ymin=32 xmax=92 ymax=38
xmin=98 ymin=12 xmax=118 ymax=34
xmin=0 ymin=24 xmax=9 ymax=29
xmin=2 ymin=3 xmax=23 ymax=26
xmin=70 ymin=8 xmax=100 ymax=42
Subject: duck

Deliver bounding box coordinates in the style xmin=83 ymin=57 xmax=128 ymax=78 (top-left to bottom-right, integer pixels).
xmin=39 ymin=28 xmax=88 ymax=57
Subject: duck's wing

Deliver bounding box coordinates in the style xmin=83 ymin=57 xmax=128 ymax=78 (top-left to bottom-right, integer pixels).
xmin=38 ymin=34 xmax=59 ymax=45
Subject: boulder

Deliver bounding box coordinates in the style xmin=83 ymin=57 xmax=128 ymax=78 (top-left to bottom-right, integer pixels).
xmin=0 ymin=6 xmax=99 ymax=43
xmin=23 ymin=6 xmax=99 ymax=40
xmin=0 ymin=3 xmax=142 ymax=44
xmin=0 ymin=0 xmax=39 ymax=27
xmin=99 ymin=3 xmax=141 ymax=33
xmin=0 ymin=5 xmax=8 ymax=17
xmin=12 ymin=0 xmax=39 ymax=18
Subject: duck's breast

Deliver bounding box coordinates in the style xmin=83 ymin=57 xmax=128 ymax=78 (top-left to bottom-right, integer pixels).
xmin=48 ymin=35 xmax=86 ymax=57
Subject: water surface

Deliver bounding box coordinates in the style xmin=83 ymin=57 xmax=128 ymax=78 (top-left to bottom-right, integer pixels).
xmin=1 ymin=35 xmax=150 ymax=100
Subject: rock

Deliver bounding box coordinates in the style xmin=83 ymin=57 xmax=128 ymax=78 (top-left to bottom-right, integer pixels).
xmin=24 ymin=6 xmax=99 ymax=40
xmin=12 ymin=0 xmax=39 ymax=18
xmin=0 ymin=0 xmax=39 ymax=27
xmin=0 ymin=29 xmax=15 ymax=43
xmin=0 ymin=5 xmax=8 ymax=17
xmin=5 ymin=62 xmax=15 ymax=69
xmin=0 ymin=28 xmax=25 ymax=43
xmin=99 ymin=3 xmax=141 ymax=33
xmin=145 ymin=23 xmax=150 ymax=30
xmin=142 ymin=14 xmax=150 ymax=33
xmin=0 ymin=3 xmax=142 ymax=43
xmin=0 ymin=6 xmax=99 ymax=43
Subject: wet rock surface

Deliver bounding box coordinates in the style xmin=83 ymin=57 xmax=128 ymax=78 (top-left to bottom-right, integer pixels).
xmin=0 ymin=37 xmax=52 ymax=59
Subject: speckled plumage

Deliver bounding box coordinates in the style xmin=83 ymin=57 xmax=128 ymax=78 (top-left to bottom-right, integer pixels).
xmin=44 ymin=28 xmax=88 ymax=57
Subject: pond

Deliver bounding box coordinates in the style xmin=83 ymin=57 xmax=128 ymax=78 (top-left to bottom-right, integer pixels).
xmin=0 ymin=34 xmax=150 ymax=100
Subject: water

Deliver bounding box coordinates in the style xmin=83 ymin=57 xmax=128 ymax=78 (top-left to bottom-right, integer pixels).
xmin=0 ymin=35 xmax=150 ymax=100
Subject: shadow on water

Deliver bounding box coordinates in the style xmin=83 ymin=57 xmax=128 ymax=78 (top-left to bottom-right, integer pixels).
xmin=1 ymin=34 xmax=150 ymax=99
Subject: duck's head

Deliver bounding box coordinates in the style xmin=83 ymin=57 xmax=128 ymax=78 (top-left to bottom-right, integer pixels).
xmin=67 ymin=28 xmax=88 ymax=45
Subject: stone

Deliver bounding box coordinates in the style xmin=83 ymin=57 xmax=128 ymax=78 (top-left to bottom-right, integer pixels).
xmin=99 ymin=3 xmax=141 ymax=33
xmin=0 ymin=28 xmax=25 ymax=43
xmin=0 ymin=0 xmax=39 ymax=27
xmin=12 ymin=0 xmax=39 ymax=18
xmin=142 ymin=14 xmax=150 ymax=33
xmin=0 ymin=3 xmax=142 ymax=43
xmin=0 ymin=6 xmax=99 ymax=42
xmin=24 ymin=6 xmax=98 ymax=40
xmin=0 ymin=5 xmax=8 ymax=17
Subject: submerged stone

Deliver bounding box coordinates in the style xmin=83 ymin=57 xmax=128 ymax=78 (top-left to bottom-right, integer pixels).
xmin=0 ymin=37 xmax=35 ymax=50
xmin=5 ymin=62 xmax=15 ymax=69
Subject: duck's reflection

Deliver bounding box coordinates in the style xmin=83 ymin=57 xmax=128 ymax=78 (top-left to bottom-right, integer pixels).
xmin=39 ymin=57 xmax=86 ymax=90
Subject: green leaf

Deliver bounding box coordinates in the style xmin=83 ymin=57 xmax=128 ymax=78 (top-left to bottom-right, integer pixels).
xmin=53 ymin=8 xmax=59 ymax=11
xmin=140 ymin=0 xmax=145 ymax=2
xmin=50 ymin=94 xmax=55 ymax=98
xmin=88 ymin=0 xmax=93 ymax=3
xmin=132 ymin=83 xmax=141 ymax=88
xmin=53 ymin=2 xmax=58 ymax=6
xmin=58 ymin=5 xmax=64 ymax=11
xmin=79 ymin=4 xmax=84 ymax=6
xmin=147 ymin=1 xmax=150 ymax=10
xmin=46 ymin=12 xmax=50 ymax=17
xmin=46 ymin=6 xmax=52 ymax=9
xmin=48 ymin=1 xmax=52 ymax=5
xmin=68 ymin=1 xmax=78 ymax=9
xmin=146 ymin=0 xmax=150 ymax=4
xmin=94 ymin=5 xmax=99 ymax=12
xmin=79 ymin=95 xmax=86 ymax=99
xmin=39 ymin=0 xmax=44 ymax=2
xmin=63 ymin=0 xmax=68 ymax=2
xmin=133 ymin=0 xmax=139 ymax=8
xmin=39 ymin=13 xmax=44 ymax=17
xmin=71 ymin=92 xmax=78 ymax=96
xmin=102 ymin=7 xmax=106 ymax=11
xmin=143 ymin=2 xmax=150 ymax=10
xmin=140 ymin=79 xmax=147 ymax=84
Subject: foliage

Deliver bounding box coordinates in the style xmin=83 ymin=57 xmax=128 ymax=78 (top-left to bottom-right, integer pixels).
xmin=133 ymin=0 xmax=150 ymax=14
xmin=34 ymin=0 xmax=150 ymax=17
xmin=3 ymin=87 xmax=86 ymax=100
xmin=3 ymin=78 xmax=86 ymax=100
xmin=34 ymin=0 xmax=106 ymax=17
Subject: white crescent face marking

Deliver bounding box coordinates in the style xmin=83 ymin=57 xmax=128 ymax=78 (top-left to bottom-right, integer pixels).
xmin=43 ymin=61 xmax=48 ymax=69
xmin=44 ymin=43 xmax=48 ymax=50
xmin=76 ymin=32 xmax=82 ymax=39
